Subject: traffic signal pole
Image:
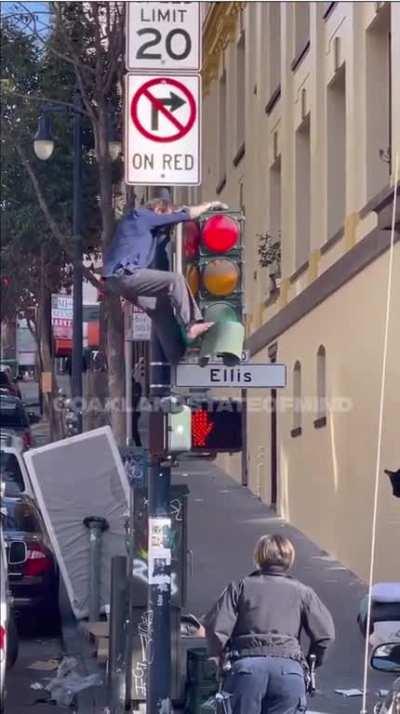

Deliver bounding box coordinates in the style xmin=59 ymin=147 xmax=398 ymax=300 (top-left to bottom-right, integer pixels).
xmin=147 ymin=266 xmax=173 ymax=713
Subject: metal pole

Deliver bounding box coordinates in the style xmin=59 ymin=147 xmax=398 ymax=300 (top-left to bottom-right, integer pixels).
xmin=71 ymin=88 xmax=83 ymax=433
xmin=125 ymin=330 xmax=133 ymax=446
xmin=108 ymin=555 xmax=128 ymax=713
xmin=83 ymin=516 xmax=109 ymax=622
xmin=147 ymin=312 xmax=172 ymax=714
xmin=175 ymin=222 xmax=183 ymax=275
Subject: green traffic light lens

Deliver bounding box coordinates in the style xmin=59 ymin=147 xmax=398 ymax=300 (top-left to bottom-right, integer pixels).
xmin=203 ymin=302 xmax=239 ymax=323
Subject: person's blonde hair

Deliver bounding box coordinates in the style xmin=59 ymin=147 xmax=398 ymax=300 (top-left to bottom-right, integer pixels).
xmin=254 ymin=534 xmax=295 ymax=571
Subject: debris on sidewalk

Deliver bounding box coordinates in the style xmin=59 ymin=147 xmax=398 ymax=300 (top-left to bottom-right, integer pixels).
xmin=334 ymin=688 xmax=364 ymax=697
xmin=28 ymin=659 xmax=59 ymax=672
xmin=30 ymin=682 xmax=45 ymax=690
xmin=45 ymin=656 xmax=103 ymax=707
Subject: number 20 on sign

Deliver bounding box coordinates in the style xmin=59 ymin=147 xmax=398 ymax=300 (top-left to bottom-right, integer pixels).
xmin=126 ymin=2 xmax=201 ymax=73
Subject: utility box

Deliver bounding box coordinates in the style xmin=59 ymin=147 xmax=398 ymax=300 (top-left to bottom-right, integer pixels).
xmin=128 ymin=484 xmax=190 ymax=705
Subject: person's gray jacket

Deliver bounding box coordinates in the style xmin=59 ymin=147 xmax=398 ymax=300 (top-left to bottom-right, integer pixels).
xmin=204 ymin=566 xmax=335 ymax=667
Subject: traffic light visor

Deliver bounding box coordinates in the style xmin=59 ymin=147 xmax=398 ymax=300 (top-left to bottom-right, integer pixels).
xmin=201 ymin=215 xmax=240 ymax=253
xmin=186 ymin=263 xmax=200 ymax=297
xmin=183 ymin=221 xmax=200 ymax=259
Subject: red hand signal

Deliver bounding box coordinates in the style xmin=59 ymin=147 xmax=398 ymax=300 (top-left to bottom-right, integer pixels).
xmin=192 ymin=410 xmax=214 ymax=448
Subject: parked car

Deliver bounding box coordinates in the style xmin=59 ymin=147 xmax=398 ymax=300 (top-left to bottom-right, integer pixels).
xmin=0 ymin=433 xmax=33 ymax=497
xmin=2 ymin=496 xmax=59 ymax=630
xmin=371 ymin=641 xmax=400 ymax=713
xmin=0 ymin=370 xmax=21 ymax=400
xmin=0 ymin=394 xmax=39 ymax=450
xmin=1 ymin=500 xmax=18 ymax=713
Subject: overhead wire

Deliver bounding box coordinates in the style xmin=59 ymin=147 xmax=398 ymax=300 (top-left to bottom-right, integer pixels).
xmin=360 ymin=153 xmax=399 ymax=714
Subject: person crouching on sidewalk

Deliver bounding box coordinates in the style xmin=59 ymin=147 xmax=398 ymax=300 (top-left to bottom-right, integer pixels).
xmin=204 ymin=534 xmax=335 ymax=714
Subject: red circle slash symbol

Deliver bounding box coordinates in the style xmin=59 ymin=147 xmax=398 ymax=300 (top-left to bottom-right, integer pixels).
xmin=131 ymin=77 xmax=196 ymax=143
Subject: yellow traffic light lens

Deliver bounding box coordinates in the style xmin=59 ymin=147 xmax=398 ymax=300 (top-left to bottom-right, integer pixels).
xmin=202 ymin=259 xmax=240 ymax=296
xmin=186 ymin=263 xmax=200 ymax=297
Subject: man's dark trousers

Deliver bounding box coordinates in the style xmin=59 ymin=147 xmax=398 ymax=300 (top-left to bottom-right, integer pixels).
xmin=105 ymin=267 xmax=202 ymax=330
xmin=224 ymin=656 xmax=307 ymax=714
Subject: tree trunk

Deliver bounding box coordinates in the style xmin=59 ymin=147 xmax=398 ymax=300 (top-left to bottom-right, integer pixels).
xmin=95 ymin=106 xmax=126 ymax=446
xmin=1 ymin=318 xmax=17 ymax=360
xmin=38 ymin=251 xmax=63 ymax=442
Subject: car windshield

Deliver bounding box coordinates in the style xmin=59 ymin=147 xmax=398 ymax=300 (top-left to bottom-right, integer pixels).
xmin=3 ymin=501 xmax=41 ymax=533
xmin=0 ymin=398 xmax=29 ymax=428
xmin=0 ymin=451 xmax=25 ymax=492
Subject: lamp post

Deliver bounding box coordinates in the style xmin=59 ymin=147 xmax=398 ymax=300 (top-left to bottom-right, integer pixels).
xmin=33 ymin=93 xmax=121 ymax=433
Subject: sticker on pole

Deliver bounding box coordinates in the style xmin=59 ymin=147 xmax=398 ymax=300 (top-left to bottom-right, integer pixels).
xmin=125 ymin=73 xmax=201 ymax=186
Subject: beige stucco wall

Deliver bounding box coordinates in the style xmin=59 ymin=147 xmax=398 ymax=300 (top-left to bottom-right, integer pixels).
xmin=218 ymin=243 xmax=400 ymax=582
xmin=198 ymin=2 xmax=400 ymax=582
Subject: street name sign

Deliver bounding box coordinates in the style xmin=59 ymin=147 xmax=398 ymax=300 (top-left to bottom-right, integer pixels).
xmin=175 ymin=363 xmax=287 ymax=389
xmin=125 ymin=73 xmax=201 ymax=185
xmin=126 ymin=2 xmax=201 ymax=73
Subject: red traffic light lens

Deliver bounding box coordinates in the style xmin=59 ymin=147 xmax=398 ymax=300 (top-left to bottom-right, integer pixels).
xmin=201 ymin=215 xmax=239 ymax=253
xmin=183 ymin=221 xmax=200 ymax=259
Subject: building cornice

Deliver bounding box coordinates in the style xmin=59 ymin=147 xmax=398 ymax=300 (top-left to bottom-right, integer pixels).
xmin=202 ymin=2 xmax=245 ymax=94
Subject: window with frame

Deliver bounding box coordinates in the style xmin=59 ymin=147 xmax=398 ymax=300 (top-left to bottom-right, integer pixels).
xmin=236 ymin=32 xmax=245 ymax=151
xmin=291 ymin=361 xmax=302 ymax=436
xmin=218 ymin=70 xmax=227 ymax=183
xmin=327 ymin=66 xmax=346 ymax=238
xmin=295 ymin=116 xmax=311 ymax=269
xmin=366 ymin=7 xmax=391 ymax=197
xmin=293 ymin=2 xmax=310 ymax=68
xmin=315 ymin=345 xmax=327 ymax=427
xmin=268 ymin=2 xmax=281 ymax=96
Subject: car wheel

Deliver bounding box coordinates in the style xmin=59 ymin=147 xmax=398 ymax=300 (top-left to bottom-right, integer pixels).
xmin=6 ymin=613 xmax=18 ymax=670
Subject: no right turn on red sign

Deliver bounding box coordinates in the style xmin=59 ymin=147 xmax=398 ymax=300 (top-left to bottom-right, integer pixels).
xmin=125 ymin=73 xmax=201 ymax=186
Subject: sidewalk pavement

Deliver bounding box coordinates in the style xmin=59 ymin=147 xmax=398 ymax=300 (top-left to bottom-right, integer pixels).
xmin=173 ymin=457 xmax=390 ymax=714
xmin=27 ymin=412 xmax=390 ymax=712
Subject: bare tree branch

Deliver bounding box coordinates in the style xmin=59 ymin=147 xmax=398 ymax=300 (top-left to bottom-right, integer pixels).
xmin=2 ymin=89 xmax=90 ymax=117
xmin=15 ymin=143 xmax=102 ymax=290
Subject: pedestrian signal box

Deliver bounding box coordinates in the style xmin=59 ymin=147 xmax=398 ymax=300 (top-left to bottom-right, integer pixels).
xmin=183 ymin=210 xmax=245 ymax=366
xmin=190 ymin=400 xmax=242 ymax=453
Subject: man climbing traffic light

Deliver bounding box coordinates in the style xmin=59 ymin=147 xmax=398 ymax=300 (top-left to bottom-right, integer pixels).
xmin=102 ymin=198 xmax=227 ymax=351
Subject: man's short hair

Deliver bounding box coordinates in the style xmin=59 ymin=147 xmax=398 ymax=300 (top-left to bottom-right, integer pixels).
xmin=145 ymin=198 xmax=174 ymax=213
xmin=254 ymin=534 xmax=295 ymax=571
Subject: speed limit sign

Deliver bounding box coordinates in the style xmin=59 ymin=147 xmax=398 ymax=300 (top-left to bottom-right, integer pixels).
xmin=126 ymin=2 xmax=201 ymax=73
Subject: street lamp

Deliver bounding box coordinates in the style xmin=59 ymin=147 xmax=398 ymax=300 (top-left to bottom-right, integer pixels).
xmin=107 ymin=113 xmax=122 ymax=162
xmin=33 ymin=115 xmax=55 ymax=161
xmin=33 ymin=94 xmax=121 ymax=434
xmin=33 ymin=90 xmax=84 ymax=432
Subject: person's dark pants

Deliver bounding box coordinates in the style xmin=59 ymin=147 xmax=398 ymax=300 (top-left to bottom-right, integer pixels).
xmin=132 ymin=412 xmax=142 ymax=447
xmin=105 ymin=268 xmax=202 ymax=329
xmin=224 ymin=656 xmax=307 ymax=714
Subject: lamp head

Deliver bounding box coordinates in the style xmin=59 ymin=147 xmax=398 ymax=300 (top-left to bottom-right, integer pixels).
xmin=33 ymin=114 xmax=55 ymax=160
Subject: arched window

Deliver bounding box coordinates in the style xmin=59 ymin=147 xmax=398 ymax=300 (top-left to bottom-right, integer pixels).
xmin=292 ymin=361 xmax=302 ymax=436
xmin=315 ymin=345 xmax=327 ymax=427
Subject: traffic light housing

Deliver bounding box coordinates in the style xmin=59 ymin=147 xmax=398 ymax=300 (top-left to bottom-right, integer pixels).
xmin=183 ymin=210 xmax=245 ymax=366
xmin=168 ymin=405 xmax=192 ymax=453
